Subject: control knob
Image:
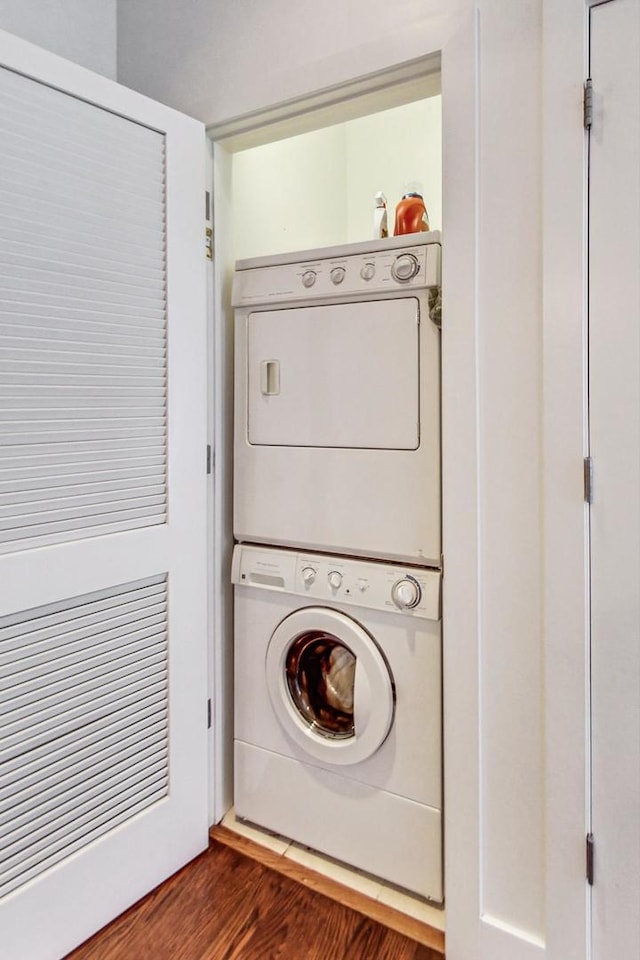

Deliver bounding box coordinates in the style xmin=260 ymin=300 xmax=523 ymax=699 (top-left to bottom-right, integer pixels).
xmin=391 ymin=576 xmax=421 ymax=609
xmin=330 ymin=267 xmax=346 ymax=285
xmin=360 ymin=262 xmax=376 ymax=281
xmin=391 ymin=253 xmax=420 ymax=283
xmin=302 ymin=270 xmax=317 ymax=288
xmin=328 ymin=570 xmax=343 ymax=590
xmin=302 ymin=566 xmax=317 ymax=586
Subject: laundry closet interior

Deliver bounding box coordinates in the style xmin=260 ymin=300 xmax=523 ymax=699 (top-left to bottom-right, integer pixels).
xmin=209 ymin=62 xmax=445 ymax=929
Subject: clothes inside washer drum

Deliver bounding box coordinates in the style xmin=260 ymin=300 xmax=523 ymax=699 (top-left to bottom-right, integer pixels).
xmin=324 ymin=646 xmax=355 ymax=711
xmin=285 ymin=632 xmax=356 ymax=739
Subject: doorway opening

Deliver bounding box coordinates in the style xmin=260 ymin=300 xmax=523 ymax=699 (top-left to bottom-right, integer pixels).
xmin=206 ymin=53 xmax=443 ymax=930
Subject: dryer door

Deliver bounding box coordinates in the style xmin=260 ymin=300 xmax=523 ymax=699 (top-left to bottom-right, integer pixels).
xmin=265 ymin=607 xmax=394 ymax=765
xmin=247 ymin=298 xmax=420 ymax=450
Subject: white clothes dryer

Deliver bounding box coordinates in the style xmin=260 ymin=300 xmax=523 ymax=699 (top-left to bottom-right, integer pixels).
xmin=232 ymin=233 xmax=441 ymax=567
xmin=232 ymin=544 xmax=443 ymax=902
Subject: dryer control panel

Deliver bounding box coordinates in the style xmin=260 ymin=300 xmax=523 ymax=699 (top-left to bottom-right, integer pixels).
xmin=232 ymin=545 xmax=441 ymax=622
xmin=232 ymin=235 xmax=441 ymax=307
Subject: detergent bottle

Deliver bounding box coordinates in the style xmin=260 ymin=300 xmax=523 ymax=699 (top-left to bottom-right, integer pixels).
xmin=373 ymin=191 xmax=389 ymax=239
xmin=393 ymin=182 xmax=429 ymax=236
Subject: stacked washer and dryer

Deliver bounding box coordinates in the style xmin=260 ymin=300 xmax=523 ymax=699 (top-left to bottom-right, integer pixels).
xmin=231 ymin=232 xmax=443 ymax=901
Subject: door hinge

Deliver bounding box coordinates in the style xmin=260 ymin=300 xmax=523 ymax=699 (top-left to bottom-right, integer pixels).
xmin=586 ymin=833 xmax=595 ymax=885
xmin=584 ymin=456 xmax=594 ymax=504
xmin=205 ymin=190 xmax=213 ymax=259
xmin=206 ymin=444 xmax=213 ymax=475
xmin=207 ymin=698 xmax=212 ymax=729
xmin=584 ymin=78 xmax=593 ymax=130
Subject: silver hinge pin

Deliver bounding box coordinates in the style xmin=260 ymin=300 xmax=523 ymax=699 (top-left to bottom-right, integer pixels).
xmin=584 ymin=79 xmax=593 ymax=130
xmin=584 ymin=456 xmax=594 ymax=504
xmin=586 ymin=833 xmax=595 ymax=885
xmin=205 ymin=190 xmax=213 ymax=259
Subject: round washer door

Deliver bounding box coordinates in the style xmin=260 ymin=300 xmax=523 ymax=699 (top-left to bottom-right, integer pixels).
xmin=265 ymin=607 xmax=394 ymax=765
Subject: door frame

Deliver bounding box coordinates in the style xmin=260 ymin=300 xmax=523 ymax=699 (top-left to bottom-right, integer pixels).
xmin=206 ymin=55 xmax=443 ymax=826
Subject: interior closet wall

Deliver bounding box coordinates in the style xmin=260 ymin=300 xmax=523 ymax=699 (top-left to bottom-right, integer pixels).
xmin=0 ymin=0 xmax=116 ymax=78
xmin=231 ymin=97 xmax=441 ymax=261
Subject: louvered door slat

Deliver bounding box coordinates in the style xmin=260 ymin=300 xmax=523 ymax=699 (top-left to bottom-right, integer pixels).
xmin=0 ymin=144 xmax=164 ymax=204
xmin=0 ymin=73 xmax=163 ymax=159
xmin=0 ymin=330 xmax=166 ymax=354
xmin=0 ymin=577 xmax=165 ymax=636
xmin=0 ymin=604 xmax=167 ymax=663
xmin=0 ymin=226 xmax=165 ymax=272
xmin=0 ymin=242 xmax=166 ymax=282
xmin=2 ymin=645 xmax=167 ymax=717
xmin=0 ymin=574 xmax=170 ymax=903
xmin=0 ymin=295 xmax=165 ymax=324
xmin=1 ymin=753 xmax=169 ymax=856
xmin=0 ymin=211 xmax=166 ymax=264
xmin=0 ymin=480 xmax=165 ymax=507
xmin=0 ymin=464 xmax=165 ymax=491
xmin=0 ymin=700 xmax=166 ymax=793
xmin=0 ymin=110 xmax=165 ymax=179
xmin=0 ymin=734 xmax=166 ymax=838
xmin=0 ymin=727 xmax=165 ymax=819
xmin=2 ymin=666 xmax=167 ymax=756
xmin=0 ymin=317 xmax=165 ymax=345
xmin=0 ymin=55 xmax=168 ymax=552
xmin=0 ymin=331 xmax=166 ymax=355
xmin=0 ymin=777 xmax=168 ymax=899
xmin=0 ymin=128 xmax=164 ymax=195
xmin=0 ymin=278 xmax=166 ymax=311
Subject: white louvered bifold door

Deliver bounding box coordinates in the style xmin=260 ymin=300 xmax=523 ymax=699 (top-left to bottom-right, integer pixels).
xmin=0 ymin=31 xmax=208 ymax=960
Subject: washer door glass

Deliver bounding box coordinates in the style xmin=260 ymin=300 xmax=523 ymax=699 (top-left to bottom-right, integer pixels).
xmin=266 ymin=607 xmax=395 ymax=766
xmin=286 ymin=631 xmax=356 ymax=740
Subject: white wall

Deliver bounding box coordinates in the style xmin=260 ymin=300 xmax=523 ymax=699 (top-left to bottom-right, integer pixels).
xmin=232 ymin=124 xmax=347 ymax=261
xmin=117 ymin=0 xmax=467 ymax=125
xmin=345 ymin=97 xmax=442 ymax=240
xmin=231 ymin=98 xmax=441 ymax=261
xmin=0 ymin=0 xmax=117 ymax=78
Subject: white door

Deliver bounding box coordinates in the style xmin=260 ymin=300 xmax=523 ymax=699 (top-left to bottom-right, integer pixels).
xmin=589 ymin=1 xmax=640 ymax=957
xmin=0 ymin=31 xmax=208 ymax=960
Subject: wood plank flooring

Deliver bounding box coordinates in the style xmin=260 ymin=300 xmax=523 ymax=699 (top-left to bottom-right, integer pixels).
xmin=66 ymin=835 xmax=444 ymax=960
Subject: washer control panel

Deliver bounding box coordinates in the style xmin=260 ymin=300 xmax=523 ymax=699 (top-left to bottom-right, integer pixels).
xmin=232 ymin=236 xmax=441 ymax=307
xmin=231 ymin=545 xmax=441 ymax=621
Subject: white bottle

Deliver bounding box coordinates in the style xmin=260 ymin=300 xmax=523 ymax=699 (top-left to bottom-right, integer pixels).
xmin=373 ymin=191 xmax=388 ymax=239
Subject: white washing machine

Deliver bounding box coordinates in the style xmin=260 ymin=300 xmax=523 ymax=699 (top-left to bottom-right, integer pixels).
xmin=232 ymin=233 xmax=442 ymax=567
xmin=232 ymin=543 xmax=443 ymax=901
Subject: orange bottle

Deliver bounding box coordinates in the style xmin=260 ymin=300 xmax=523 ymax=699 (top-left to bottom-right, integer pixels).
xmin=393 ymin=190 xmax=429 ymax=236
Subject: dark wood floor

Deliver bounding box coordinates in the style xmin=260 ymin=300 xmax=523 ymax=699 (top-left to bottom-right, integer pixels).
xmin=66 ymin=836 xmax=443 ymax=960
